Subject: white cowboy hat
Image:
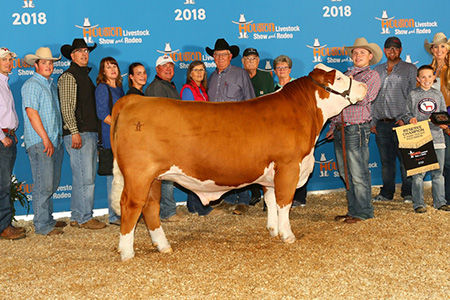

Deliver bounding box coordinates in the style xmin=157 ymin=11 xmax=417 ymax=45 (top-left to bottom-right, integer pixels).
xmin=344 ymin=37 xmax=382 ymax=65
xmin=24 ymin=47 xmax=61 ymax=65
xmin=424 ymin=32 xmax=450 ymax=54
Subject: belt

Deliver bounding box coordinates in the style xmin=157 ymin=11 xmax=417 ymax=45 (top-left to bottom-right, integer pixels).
xmin=379 ymin=118 xmax=395 ymax=123
xmin=2 ymin=128 xmax=16 ymax=135
xmin=335 ymin=122 xmax=369 ymax=131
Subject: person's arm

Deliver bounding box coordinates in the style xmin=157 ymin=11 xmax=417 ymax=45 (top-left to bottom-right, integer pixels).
xmin=25 ymin=108 xmax=54 ymax=156
xmin=58 ymin=72 xmax=82 ymax=149
xmin=95 ymin=84 xmax=112 ymax=125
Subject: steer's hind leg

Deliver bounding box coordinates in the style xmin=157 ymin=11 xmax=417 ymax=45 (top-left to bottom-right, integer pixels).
xmin=142 ymin=179 xmax=172 ymax=253
xmin=273 ymin=164 xmax=298 ymax=243
xmin=119 ymin=178 xmax=151 ymax=261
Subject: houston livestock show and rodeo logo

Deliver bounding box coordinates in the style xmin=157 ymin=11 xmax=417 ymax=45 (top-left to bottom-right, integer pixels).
xmin=231 ymin=13 xmax=300 ymax=40
xmin=374 ymin=10 xmax=438 ymax=35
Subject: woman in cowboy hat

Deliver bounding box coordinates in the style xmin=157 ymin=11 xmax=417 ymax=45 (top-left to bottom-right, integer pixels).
xmin=425 ymin=32 xmax=450 ymax=205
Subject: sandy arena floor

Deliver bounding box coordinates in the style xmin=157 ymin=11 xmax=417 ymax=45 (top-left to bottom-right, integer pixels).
xmin=2 ymin=187 xmax=450 ymax=300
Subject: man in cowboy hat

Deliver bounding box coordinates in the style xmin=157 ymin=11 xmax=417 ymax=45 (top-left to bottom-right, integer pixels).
xmin=144 ymin=54 xmax=187 ymax=223
xmin=22 ymin=47 xmax=67 ymax=235
xmin=206 ymin=38 xmax=255 ymax=215
xmin=326 ymin=37 xmax=382 ymax=223
xmin=371 ymin=37 xmax=417 ymax=204
xmin=58 ymin=38 xmax=106 ymax=230
xmin=0 ymin=47 xmax=26 ymax=240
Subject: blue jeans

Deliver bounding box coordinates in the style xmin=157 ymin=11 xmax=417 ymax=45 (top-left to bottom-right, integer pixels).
xmin=106 ymin=175 xmax=119 ymax=222
xmin=0 ymin=133 xmax=16 ymax=233
xmin=375 ymin=121 xmax=412 ymax=199
xmin=27 ymin=142 xmax=63 ymax=235
xmin=223 ymin=187 xmax=251 ymax=205
xmin=443 ymin=134 xmax=450 ymax=203
xmin=187 ymin=191 xmax=213 ymax=215
xmin=412 ymin=148 xmax=446 ymax=209
xmin=160 ymin=180 xmax=176 ymax=219
xmin=334 ymin=123 xmax=374 ymax=220
xmin=64 ymin=132 xmax=97 ymax=224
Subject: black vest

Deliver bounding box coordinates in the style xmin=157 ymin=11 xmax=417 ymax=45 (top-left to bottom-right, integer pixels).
xmin=61 ymin=62 xmax=98 ymax=136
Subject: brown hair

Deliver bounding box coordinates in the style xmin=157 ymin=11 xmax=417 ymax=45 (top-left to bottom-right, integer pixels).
xmin=96 ymin=56 xmax=122 ymax=87
xmin=185 ymin=60 xmax=207 ymax=90
xmin=128 ymin=62 xmax=144 ymax=87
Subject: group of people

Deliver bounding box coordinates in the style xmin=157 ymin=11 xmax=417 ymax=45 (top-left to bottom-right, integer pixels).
xmin=1 ymin=32 xmax=450 ymax=240
xmin=328 ymin=33 xmax=450 ymax=224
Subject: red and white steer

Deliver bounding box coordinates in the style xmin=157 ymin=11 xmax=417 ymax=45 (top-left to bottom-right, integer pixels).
xmin=110 ymin=64 xmax=367 ymax=260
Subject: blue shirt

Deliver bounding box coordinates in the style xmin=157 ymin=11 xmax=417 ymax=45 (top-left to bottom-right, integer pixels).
xmin=207 ymin=64 xmax=255 ymax=102
xmin=95 ymin=83 xmax=124 ymax=148
xmin=21 ymin=72 xmax=62 ymax=149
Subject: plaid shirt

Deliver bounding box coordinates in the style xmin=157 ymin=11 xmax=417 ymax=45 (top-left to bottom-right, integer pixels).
xmin=21 ymin=72 xmax=62 ymax=149
xmin=57 ymin=72 xmax=78 ymax=134
xmin=330 ymin=65 xmax=381 ymax=130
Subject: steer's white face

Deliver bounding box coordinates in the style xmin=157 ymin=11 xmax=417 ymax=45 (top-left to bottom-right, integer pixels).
xmin=313 ymin=63 xmax=367 ymax=119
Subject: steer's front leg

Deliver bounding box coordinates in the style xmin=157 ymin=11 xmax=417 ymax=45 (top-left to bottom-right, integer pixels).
xmin=264 ymin=187 xmax=279 ymax=237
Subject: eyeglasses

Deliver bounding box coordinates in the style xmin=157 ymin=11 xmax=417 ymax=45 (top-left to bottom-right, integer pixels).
xmin=73 ymin=48 xmax=90 ymax=54
xmin=244 ymin=57 xmax=258 ymax=61
xmin=192 ymin=68 xmax=205 ymax=72
xmin=275 ymin=66 xmax=290 ymax=71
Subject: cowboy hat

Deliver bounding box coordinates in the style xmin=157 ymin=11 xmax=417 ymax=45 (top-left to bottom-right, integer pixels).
xmin=206 ymin=38 xmax=239 ymax=59
xmin=344 ymin=37 xmax=382 ymax=65
xmin=424 ymin=32 xmax=450 ymax=54
xmin=24 ymin=47 xmax=61 ymax=65
xmin=60 ymin=38 xmax=97 ymax=60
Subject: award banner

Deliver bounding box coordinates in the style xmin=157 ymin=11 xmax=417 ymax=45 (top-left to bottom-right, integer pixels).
xmin=394 ymin=120 xmax=439 ymax=176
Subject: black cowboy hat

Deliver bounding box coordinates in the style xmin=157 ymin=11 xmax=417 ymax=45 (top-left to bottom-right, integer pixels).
xmin=206 ymin=38 xmax=239 ymax=59
xmin=61 ymin=38 xmax=97 ymax=60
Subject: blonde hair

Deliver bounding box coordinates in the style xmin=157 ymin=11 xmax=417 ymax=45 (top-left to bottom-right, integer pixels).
xmin=430 ymin=44 xmax=450 ymax=90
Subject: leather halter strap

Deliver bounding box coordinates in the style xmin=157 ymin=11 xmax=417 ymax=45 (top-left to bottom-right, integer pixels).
xmin=306 ymin=75 xmax=352 ymax=103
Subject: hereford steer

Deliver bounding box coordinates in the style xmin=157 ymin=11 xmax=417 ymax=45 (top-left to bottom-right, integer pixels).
xmin=110 ymin=63 xmax=367 ymax=261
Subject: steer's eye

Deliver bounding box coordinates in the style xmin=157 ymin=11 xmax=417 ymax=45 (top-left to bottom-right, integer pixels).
xmin=336 ymin=77 xmax=342 ymax=81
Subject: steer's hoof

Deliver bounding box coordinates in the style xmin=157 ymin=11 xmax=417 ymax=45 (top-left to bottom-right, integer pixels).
xmin=281 ymin=234 xmax=296 ymax=244
xmin=267 ymin=227 xmax=278 ymax=237
xmin=120 ymin=251 xmax=135 ymax=261
xmin=159 ymin=246 xmax=173 ymax=254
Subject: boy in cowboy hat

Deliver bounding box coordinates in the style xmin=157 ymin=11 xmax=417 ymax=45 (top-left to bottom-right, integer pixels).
xmin=326 ymin=37 xmax=382 ymax=224
xmin=0 ymin=47 xmax=25 ymax=240
xmin=206 ymin=38 xmax=255 ymax=215
xmin=58 ymin=38 xmax=106 ymax=230
xmin=22 ymin=47 xmax=67 ymax=235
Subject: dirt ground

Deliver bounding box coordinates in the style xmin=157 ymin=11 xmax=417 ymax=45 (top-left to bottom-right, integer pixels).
xmin=2 ymin=186 xmax=450 ymax=300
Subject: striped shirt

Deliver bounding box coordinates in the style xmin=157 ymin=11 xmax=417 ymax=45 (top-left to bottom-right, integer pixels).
xmin=0 ymin=73 xmax=19 ymax=140
xmin=21 ymin=72 xmax=62 ymax=149
xmin=57 ymin=72 xmax=78 ymax=134
xmin=371 ymin=60 xmax=417 ymax=125
xmin=330 ymin=65 xmax=381 ymax=130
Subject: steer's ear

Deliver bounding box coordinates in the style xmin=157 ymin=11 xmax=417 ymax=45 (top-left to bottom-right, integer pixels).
xmin=323 ymin=69 xmax=336 ymax=85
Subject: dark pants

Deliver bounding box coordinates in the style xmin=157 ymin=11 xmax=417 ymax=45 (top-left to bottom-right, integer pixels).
xmin=0 ymin=133 xmax=16 ymax=233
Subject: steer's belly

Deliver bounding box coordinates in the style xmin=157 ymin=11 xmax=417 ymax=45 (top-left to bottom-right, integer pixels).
xmin=159 ymin=163 xmax=277 ymax=205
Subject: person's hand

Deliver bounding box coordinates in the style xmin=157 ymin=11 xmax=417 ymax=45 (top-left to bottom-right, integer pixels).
xmin=370 ymin=126 xmax=377 ymax=134
xmin=439 ymin=124 xmax=448 ymax=130
xmin=42 ymin=138 xmax=54 ymax=157
xmin=409 ymin=118 xmax=417 ymax=124
xmin=325 ymin=130 xmax=334 ymax=140
xmin=395 ymin=119 xmax=405 ymax=126
xmin=71 ymin=133 xmax=82 ymax=149
xmin=1 ymin=136 xmax=12 ymax=147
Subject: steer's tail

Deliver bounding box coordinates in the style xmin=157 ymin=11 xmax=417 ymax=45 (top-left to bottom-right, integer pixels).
xmin=111 ymin=159 xmax=123 ymax=215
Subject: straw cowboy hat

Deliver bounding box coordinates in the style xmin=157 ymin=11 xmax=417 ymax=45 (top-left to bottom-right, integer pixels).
xmin=344 ymin=37 xmax=382 ymax=65
xmin=206 ymin=38 xmax=240 ymax=59
xmin=60 ymin=38 xmax=97 ymax=60
xmin=24 ymin=47 xmax=61 ymax=65
xmin=424 ymin=32 xmax=450 ymax=54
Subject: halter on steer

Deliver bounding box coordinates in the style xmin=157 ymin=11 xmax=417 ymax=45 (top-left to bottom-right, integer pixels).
xmin=307 ymin=74 xmax=354 ymax=190
xmin=306 ymin=75 xmax=353 ymax=104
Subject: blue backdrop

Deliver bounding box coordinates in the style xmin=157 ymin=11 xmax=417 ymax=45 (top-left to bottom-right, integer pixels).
xmin=2 ymin=0 xmax=447 ymax=215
